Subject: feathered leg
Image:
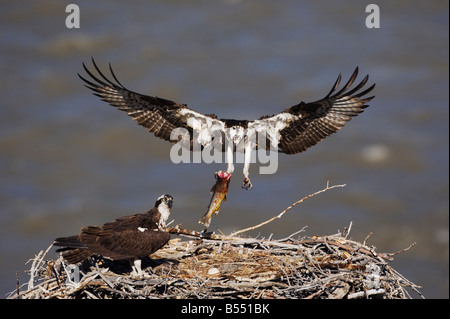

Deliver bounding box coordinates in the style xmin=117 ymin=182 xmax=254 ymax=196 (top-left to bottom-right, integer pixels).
xmin=241 ymin=139 xmax=253 ymax=190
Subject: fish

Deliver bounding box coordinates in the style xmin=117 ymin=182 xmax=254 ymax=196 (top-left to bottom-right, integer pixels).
xmin=198 ymin=170 xmax=232 ymax=228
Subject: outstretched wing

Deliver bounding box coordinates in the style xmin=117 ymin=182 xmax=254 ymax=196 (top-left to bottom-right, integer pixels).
xmin=252 ymin=67 xmax=375 ymax=154
xmin=79 ymin=59 xmax=223 ymax=147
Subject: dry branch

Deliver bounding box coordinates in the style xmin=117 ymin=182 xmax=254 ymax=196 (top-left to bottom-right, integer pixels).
xmin=229 ymin=182 xmax=345 ymax=237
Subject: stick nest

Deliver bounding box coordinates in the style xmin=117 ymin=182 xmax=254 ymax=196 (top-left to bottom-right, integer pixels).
xmin=9 ymin=226 xmax=422 ymax=299
xmin=9 ymin=184 xmax=422 ymax=299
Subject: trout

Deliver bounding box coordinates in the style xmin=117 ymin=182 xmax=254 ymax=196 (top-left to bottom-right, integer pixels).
xmin=198 ymin=170 xmax=231 ymax=228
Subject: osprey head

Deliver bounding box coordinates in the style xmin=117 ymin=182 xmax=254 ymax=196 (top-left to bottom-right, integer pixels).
xmin=156 ymin=194 xmax=173 ymax=209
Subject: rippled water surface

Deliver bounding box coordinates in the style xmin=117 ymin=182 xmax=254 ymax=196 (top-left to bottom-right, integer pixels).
xmin=1 ymin=0 xmax=448 ymax=298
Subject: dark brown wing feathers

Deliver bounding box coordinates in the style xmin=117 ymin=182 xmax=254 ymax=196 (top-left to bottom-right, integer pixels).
xmin=54 ymin=209 xmax=170 ymax=263
xmin=278 ymin=67 xmax=375 ymax=154
xmin=78 ymin=58 xmax=192 ymax=143
xmin=79 ymin=227 xmax=170 ymax=261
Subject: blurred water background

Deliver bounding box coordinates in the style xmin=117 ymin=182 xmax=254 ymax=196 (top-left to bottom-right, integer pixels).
xmin=0 ymin=0 xmax=448 ymax=298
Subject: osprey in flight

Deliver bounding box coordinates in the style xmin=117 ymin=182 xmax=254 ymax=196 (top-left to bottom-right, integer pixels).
xmin=79 ymin=60 xmax=375 ymax=190
xmin=54 ymin=194 xmax=173 ymax=277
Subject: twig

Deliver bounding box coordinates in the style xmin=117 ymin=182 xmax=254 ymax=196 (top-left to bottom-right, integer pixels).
xmin=387 ymin=242 xmax=417 ymax=257
xmin=166 ymin=224 xmax=225 ymax=240
xmin=278 ymin=227 xmax=308 ymax=242
xmin=342 ymin=221 xmax=353 ymax=239
xmin=229 ymin=182 xmax=346 ymax=237
xmin=363 ymin=232 xmax=373 ymax=246
xmin=16 ymin=272 xmax=20 ymax=298
xmin=26 ymin=243 xmax=53 ymax=290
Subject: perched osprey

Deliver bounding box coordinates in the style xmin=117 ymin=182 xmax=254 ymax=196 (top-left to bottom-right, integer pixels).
xmin=53 ymin=194 xmax=173 ymax=277
xmin=79 ymin=60 xmax=375 ymax=190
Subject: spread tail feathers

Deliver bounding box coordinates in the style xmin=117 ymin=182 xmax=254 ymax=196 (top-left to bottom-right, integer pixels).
xmin=53 ymin=235 xmax=94 ymax=264
xmin=54 ymin=235 xmax=84 ymax=250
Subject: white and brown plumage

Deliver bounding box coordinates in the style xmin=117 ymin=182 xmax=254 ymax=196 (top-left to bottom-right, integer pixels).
xmin=79 ymin=60 xmax=375 ymax=189
xmin=53 ymin=194 xmax=173 ymax=277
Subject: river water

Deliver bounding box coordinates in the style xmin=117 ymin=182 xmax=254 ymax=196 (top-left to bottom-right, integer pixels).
xmin=1 ymin=0 xmax=448 ymax=298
